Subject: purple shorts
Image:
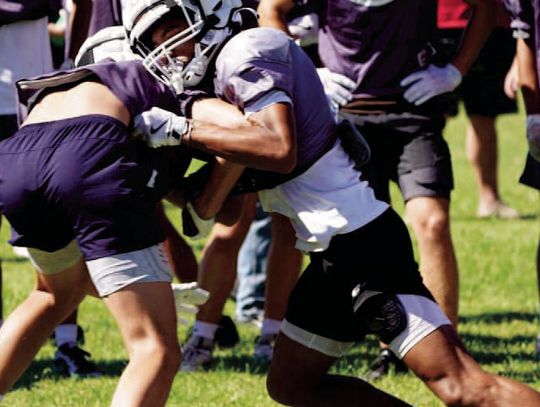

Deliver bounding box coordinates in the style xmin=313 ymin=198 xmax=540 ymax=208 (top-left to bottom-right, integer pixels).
xmin=0 ymin=115 xmax=190 ymax=260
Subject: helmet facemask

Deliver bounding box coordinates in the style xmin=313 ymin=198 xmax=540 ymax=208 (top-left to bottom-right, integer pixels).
xmin=126 ymin=0 xmax=246 ymax=94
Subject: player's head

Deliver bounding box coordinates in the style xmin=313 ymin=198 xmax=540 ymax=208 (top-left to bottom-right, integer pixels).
xmin=124 ymin=0 xmax=251 ymax=93
xmin=75 ymin=26 xmax=138 ymax=67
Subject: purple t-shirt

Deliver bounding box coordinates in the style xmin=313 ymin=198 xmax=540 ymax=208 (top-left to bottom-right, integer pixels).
xmin=503 ymin=0 xmax=540 ymax=89
xmin=297 ymin=0 xmax=439 ymax=100
xmin=214 ymin=27 xmax=337 ymax=168
xmin=0 ymin=0 xmax=60 ymax=24
xmin=16 ymin=60 xmax=179 ymax=120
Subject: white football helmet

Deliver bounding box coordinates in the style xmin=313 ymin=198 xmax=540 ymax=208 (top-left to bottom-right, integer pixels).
xmin=124 ymin=0 xmax=251 ymax=93
xmin=75 ymin=26 xmax=138 ymax=67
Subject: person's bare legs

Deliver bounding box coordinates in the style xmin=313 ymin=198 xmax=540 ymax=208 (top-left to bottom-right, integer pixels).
xmin=467 ymin=115 xmax=518 ymax=218
xmin=264 ymin=213 xmax=302 ymax=321
xmin=196 ymin=194 xmax=256 ymax=324
xmin=104 ymin=281 xmax=181 ymax=407
xmin=406 ymin=197 xmax=459 ymax=327
xmin=0 ymin=257 xmax=90 ymax=393
xmin=267 ymin=334 xmax=410 ymax=406
xmin=467 ymin=115 xmax=499 ymax=212
xmin=404 ymin=325 xmax=540 ymax=406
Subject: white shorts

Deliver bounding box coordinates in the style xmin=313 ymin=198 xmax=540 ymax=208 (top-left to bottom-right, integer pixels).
xmin=28 ymin=241 xmax=173 ymax=297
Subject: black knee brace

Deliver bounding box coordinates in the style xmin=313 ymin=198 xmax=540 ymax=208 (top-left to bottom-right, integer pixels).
xmin=353 ymin=288 xmax=407 ymax=344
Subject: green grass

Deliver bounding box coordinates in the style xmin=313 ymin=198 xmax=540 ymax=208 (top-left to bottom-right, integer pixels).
xmin=2 ymin=106 xmax=540 ymax=406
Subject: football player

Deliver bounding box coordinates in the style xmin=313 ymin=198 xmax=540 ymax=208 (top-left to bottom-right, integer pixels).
xmin=125 ymin=0 xmax=540 ymax=405
xmin=0 ymin=27 xmax=244 ymax=405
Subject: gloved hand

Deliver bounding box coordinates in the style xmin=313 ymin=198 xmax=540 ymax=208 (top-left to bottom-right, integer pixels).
xmin=288 ymin=13 xmax=319 ymax=46
xmin=182 ymin=201 xmax=215 ymax=240
xmin=317 ymin=67 xmax=356 ymax=107
xmin=133 ymin=107 xmax=192 ymax=147
xmin=171 ymin=282 xmax=209 ymax=314
xmin=527 ymin=114 xmax=540 ymax=162
xmin=400 ymin=64 xmax=462 ymax=106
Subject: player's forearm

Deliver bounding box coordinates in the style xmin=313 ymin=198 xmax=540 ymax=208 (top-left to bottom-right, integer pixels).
xmin=189 ymin=98 xmax=296 ymax=173
xmin=257 ymin=0 xmax=295 ymax=33
xmin=188 ymin=121 xmax=295 ymax=173
xmin=452 ymin=0 xmax=496 ymax=75
xmin=193 ymin=158 xmax=245 ymax=219
xmin=517 ymin=39 xmax=540 ymax=114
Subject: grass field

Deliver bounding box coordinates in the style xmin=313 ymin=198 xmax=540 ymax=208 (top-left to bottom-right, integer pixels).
xmin=2 ymin=106 xmax=540 ymax=406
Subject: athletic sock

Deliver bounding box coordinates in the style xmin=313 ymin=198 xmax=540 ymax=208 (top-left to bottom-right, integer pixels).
xmin=193 ymin=321 xmax=219 ymax=340
xmin=0 ymin=394 xmax=4 ymax=402
xmin=54 ymin=324 xmax=78 ymax=347
xmin=261 ymin=318 xmax=281 ymax=336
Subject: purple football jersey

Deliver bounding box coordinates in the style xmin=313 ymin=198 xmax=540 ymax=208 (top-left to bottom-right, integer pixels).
xmin=214 ymin=27 xmax=336 ymax=168
xmin=296 ymin=0 xmax=439 ymax=100
xmin=502 ymin=0 xmax=540 ymax=88
xmin=0 ymin=0 xmax=61 ymax=24
xmin=16 ymin=60 xmax=179 ymax=121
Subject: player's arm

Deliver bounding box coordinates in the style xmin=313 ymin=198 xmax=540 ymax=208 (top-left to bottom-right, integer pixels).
xmin=257 ymin=0 xmax=296 ymax=34
xmin=516 ymin=38 xmax=540 ymax=114
xmin=188 ymin=98 xmax=297 ymax=174
xmin=453 ymin=0 xmax=496 ymax=75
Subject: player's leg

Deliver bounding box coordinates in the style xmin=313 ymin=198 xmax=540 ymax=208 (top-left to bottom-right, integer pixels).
xmin=466 ymin=115 xmax=500 ymax=213
xmin=398 ymin=126 xmax=458 ymax=327
xmin=268 ymin=333 xmax=409 ymax=406
xmin=406 ymin=196 xmax=459 ymax=327
xmin=182 ymin=194 xmax=255 ymax=370
xmin=403 ymin=324 xmax=540 ymax=405
xmin=236 ymin=204 xmax=271 ymax=324
xmin=266 ymin=228 xmax=411 ymax=406
xmin=255 ymin=213 xmax=302 ymax=361
xmin=461 ymin=27 xmax=518 ymax=219
xmin=102 ymin=278 xmax=180 ymax=407
xmin=0 ymin=243 xmax=90 ymax=394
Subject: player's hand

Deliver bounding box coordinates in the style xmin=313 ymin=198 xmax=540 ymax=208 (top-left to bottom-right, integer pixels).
xmin=401 ymin=64 xmax=462 ymax=106
xmin=183 ymin=201 xmax=215 ymax=240
xmin=133 ymin=107 xmax=192 ymax=147
xmin=288 ymin=13 xmax=319 ymax=46
xmin=527 ymin=114 xmax=540 ymax=162
xmin=504 ymin=58 xmax=519 ymax=100
xmin=172 ymin=282 xmax=209 ymax=314
xmin=317 ymin=67 xmax=356 ymax=107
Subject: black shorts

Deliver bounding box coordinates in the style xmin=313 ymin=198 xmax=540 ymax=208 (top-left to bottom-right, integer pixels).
xmin=439 ymin=28 xmax=518 ymax=117
xmin=520 ymin=153 xmax=540 ymax=191
xmin=351 ymin=112 xmax=453 ymax=202
xmin=285 ymin=208 xmax=432 ymax=345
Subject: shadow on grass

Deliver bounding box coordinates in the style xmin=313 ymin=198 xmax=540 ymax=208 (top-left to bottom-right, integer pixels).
xmin=451 ymin=212 xmax=538 ymax=222
xmin=459 ymin=311 xmax=536 ymax=325
xmin=13 ymin=358 xmax=126 ymax=391
xmin=1 ymin=256 xmax=30 ymax=264
xmin=210 ymin=354 xmax=270 ymax=374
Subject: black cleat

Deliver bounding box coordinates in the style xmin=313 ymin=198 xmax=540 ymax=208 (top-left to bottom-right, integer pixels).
xmin=54 ymin=344 xmax=102 ymax=378
xmin=214 ymin=315 xmax=240 ymax=349
xmin=365 ymin=349 xmax=408 ymax=381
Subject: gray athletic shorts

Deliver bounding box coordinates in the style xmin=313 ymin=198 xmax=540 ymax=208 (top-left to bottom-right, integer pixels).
xmin=341 ymin=111 xmax=453 ymax=203
xmin=28 ymin=241 xmax=172 ymax=297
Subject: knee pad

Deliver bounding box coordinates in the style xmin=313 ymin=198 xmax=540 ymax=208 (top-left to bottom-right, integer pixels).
xmin=353 ymin=288 xmax=407 ymax=344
